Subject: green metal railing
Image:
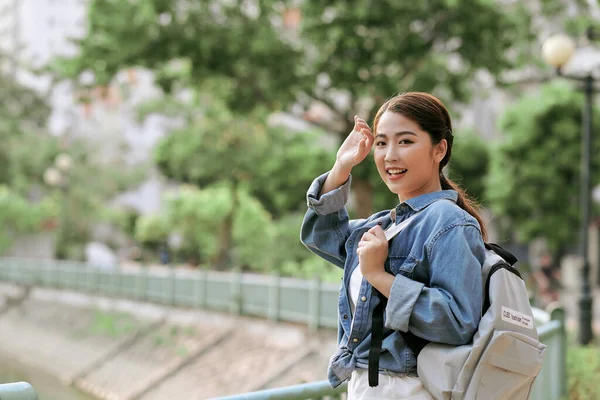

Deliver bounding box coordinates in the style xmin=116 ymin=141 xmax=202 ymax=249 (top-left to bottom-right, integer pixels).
xmin=214 ymin=306 xmax=567 ymax=400
xmin=0 ymin=382 xmax=38 ymax=400
xmin=213 ymin=380 xmax=347 ymax=400
xmin=0 ymin=258 xmax=339 ymax=330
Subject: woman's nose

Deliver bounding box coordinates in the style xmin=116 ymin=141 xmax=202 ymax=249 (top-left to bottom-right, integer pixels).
xmin=384 ymin=147 xmax=397 ymax=162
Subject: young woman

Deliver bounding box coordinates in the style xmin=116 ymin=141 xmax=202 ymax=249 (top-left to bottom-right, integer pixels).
xmin=301 ymin=92 xmax=487 ymax=400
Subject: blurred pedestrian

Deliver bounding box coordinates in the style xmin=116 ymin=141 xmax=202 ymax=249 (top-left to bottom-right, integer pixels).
xmin=532 ymin=252 xmax=561 ymax=307
xmin=301 ymin=92 xmax=486 ymax=399
xmin=159 ymin=245 xmax=170 ymax=265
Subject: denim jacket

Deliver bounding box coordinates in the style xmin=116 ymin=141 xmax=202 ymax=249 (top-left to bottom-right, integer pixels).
xmin=300 ymin=172 xmax=485 ymax=388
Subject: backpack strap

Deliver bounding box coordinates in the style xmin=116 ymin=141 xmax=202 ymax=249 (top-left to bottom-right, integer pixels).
xmin=482 ymin=248 xmax=522 ymax=313
xmin=369 ymin=287 xmax=387 ymax=386
xmin=484 ymin=243 xmax=517 ymax=266
xmin=370 ymin=289 xmax=429 ymax=386
xmin=367 ymin=213 xmax=421 ymax=387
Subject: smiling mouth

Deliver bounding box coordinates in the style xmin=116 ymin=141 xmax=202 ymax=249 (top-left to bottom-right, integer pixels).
xmin=387 ymin=168 xmax=407 ymax=176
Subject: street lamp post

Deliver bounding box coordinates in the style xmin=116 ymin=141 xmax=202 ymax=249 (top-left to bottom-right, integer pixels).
xmin=542 ymin=29 xmax=599 ymax=345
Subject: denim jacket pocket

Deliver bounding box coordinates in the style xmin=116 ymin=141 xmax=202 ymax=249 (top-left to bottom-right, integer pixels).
xmin=388 ymin=255 xmax=419 ymax=278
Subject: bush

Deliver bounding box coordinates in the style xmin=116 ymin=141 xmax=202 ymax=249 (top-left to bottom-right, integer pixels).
xmin=0 ymin=185 xmax=58 ymax=253
xmin=567 ymin=344 xmax=600 ymax=399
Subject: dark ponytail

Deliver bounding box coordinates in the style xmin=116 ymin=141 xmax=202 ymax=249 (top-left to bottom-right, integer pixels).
xmin=440 ymin=173 xmax=488 ymax=241
xmin=374 ymin=92 xmax=488 ymax=241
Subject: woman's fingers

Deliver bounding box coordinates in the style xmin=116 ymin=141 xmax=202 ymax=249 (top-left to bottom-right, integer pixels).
xmin=354 ymin=116 xmax=372 ymax=134
xmin=356 ymin=122 xmax=371 ymax=135
xmin=361 ymin=129 xmax=374 ymax=146
xmin=360 ymin=232 xmax=375 ymax=242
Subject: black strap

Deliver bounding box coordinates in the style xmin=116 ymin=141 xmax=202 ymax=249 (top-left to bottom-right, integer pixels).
xmin=485 ymin=243 xmax=517 ymax=266
xmin=483 ymin=261 xmax=523 ymax=313
xmin=482 ymin=243 xmax=520 ymax=313
xmin=368 ymin=287 xmax=386 ymax=386
xmin=369 ymin=289 xmax=430 ymax=387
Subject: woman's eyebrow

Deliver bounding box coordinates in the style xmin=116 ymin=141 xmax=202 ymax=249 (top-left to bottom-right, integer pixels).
xmin=375 ymin=131 xmax=417 ymax=138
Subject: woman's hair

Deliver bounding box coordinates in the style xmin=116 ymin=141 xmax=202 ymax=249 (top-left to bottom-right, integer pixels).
xmin=372 ymin=92 xmax=487 ymax=241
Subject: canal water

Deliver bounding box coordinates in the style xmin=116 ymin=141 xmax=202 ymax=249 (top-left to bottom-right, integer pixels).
xmin=0 ymin=354 xmax=97 ymax=400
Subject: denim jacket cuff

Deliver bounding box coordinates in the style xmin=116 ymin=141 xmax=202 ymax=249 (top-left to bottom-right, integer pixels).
xmin=306 ymin=171 xmax=352 ymax=215
xmin=384 ymin=274 xmax=425 ymax=332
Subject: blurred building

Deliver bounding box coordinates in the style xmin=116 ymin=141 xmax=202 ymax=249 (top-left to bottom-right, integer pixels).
xmin=0 ymin=0 xmax=168 ymax=219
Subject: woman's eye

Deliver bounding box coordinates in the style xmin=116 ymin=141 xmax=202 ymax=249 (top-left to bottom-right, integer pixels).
xmin=399 ymin=139 xmax=413 ymax=145
xmin=375 ymin=141 xmax=386 ymax=146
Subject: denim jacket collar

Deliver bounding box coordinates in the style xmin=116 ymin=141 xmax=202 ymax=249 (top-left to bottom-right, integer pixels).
xmin=390 ymin=190 xmax=458 ymax=221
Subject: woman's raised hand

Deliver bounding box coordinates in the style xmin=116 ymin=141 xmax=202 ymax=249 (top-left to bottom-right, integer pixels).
xmin=335 ymin=116 xmax=374 ymax=172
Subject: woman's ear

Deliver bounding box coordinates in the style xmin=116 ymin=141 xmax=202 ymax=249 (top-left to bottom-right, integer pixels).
xmin=434 ymin=139 xmax=448 ymax=163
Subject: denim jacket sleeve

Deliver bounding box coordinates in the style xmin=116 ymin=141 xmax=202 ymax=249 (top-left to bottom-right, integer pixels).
xmin=384 ymin=223 xmax=484 ymax=345
xmin=300 ymin=171 xmax=365 ymax=269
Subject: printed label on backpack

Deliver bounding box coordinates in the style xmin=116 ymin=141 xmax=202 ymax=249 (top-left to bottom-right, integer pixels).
xmin=501 ymin=306 xmax=534 ymax=330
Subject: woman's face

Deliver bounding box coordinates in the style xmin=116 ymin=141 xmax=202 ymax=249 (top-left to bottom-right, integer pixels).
xmin=374 ymin=111 xmax=447 ymax=203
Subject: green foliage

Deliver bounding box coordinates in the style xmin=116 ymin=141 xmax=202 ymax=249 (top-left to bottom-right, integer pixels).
xmin=49 ymin=140 xmax=147 ymax=259
xmin=232 ymin=191 xmax=274 ymax=271
xmin=153 ymin=99 xmax=272 ymax=186
xmin=568 ymin=345 xmax=600 ymax=399
xmin=160 ymin=183 xmax=234 ymax=264
xmin=53 ymin=0 xmax=304 ymax=112
xmin=135 ymin=186 xmax=342 ymax=279
xmin=134 ymin=213 xmax=169 ymax=248
xmin=138 ymin=184 xmax=275 ymax=270
xmin=448 ymin=129 xmax=490 ymax=203
xmin=0 ymin=50 xmax=54 ymax=192
xmin=300 ymin=0 xmax=535 ymax=115
xmin=53 ymin=0 xmax=566 ymax=217
xmin=0 ymin=186 xmax=58 ymax=253
xmin=0 ymin=52 xmax=146 ymax=259
xmin=152 ymin=96 xmax=334 ymax=217
xmin=487 ymin=82 xmax=600 ymax=251
xmin=5 ymin=133 xmax=61 ymax=194
xmin=54 ymin=0 xmax=541 ymax=119
xmin=272 ymin=213 xmax=343 ymax=282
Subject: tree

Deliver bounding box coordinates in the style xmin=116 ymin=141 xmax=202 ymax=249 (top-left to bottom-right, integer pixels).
xmin=486 ymin=82 xmax=600 ymax=257
xmin=53 ymin=0 xmax=543 ymax=217
xmin=0 ymin=52 xmax=60 ymax=253
xmin=151 ymin=96 xmax=334 ymax=267
xmin=447 ymin=129 xmax=490 ymax=204
xmin=136 ymin=184 xmax=275 ymax=271
xmin=5 ymin=124 xmax=146 ymax=259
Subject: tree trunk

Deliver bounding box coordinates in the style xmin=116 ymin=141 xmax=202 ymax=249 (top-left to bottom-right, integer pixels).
xmin=352 ymin=178 xmax=373 ymax=219
xmin=214 ymin=181 xmax=239 ymax=270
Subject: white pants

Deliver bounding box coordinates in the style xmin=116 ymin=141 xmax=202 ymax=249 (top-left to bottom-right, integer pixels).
xmin=347 ymin=369 xmax=434 ymax=400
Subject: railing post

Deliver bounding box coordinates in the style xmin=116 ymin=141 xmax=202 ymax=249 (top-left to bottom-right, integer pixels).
xmin=113 ymin=267 xmax=121 ymax=297
xmin=27 ymin=261 xmax=34 ymax=286
xmin=230 ymin=267 xmax=243 ymax=315
xmin=55 ymin=262 xmax=61 ymax=289
xmin=549 ymin=305 xmax=567 ymax=398
xmin=268 ymin=272 xmax=280 ymax=322
xmin=202 ymin=267 xmax=209 ymax=308
xmin=140 ymin=267 xmax=149 ymax=302
xmin=193 ymin=270 xmax=202 ymax=308
xmin=169 ymin=267 xmax=177 ymax=306
xmin=308 ymin=276 xmax=321 ymax=332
